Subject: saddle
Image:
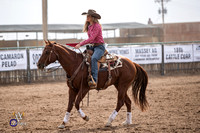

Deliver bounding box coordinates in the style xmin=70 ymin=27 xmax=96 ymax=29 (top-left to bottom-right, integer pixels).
xmin=84 ymin=49 xmax=118 ymax=63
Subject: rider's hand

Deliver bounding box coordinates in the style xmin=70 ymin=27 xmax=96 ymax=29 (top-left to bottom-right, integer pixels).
xmin=75 ymin=44 xmax=81 ymax=49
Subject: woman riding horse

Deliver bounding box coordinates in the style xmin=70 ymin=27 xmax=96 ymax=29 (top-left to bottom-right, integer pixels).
xmin=37 ymin=9 xmax=149 ymax=129
xmin=75 ymin=9 xmax=105 ymax=88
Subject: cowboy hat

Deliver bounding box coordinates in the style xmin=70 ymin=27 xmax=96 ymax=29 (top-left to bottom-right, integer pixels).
xmin=82 ymin=9 xmax=101 ymax=19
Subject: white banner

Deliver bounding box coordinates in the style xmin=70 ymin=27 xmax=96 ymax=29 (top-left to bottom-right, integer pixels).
xmin=107 ymin=46 xmax=132 ymax=60
xmin=131 ymin=45 xmax=162 ymax=64
xmin=193 ymin=44 xmax=200 ymax=62
xmin=29 ymin=49 xmax=61 ymax=69
xmin=0 ymin=50 xmax=27 ymax=71
xmin=164 ymin=44 xmax=193 ymax=63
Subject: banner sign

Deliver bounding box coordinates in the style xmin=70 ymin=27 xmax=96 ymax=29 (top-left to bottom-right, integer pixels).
xmin=131 ymin=45 xmax=162 ymax=64
xmin=107 ymin=46 xmax=132 ymax=60
xmin=29 ymin=49 xmax=61 ymax=69
xmin=0 ymin=50 xmax=27 ymax=71
xmin=164 ymin=44 xmax=193 ymax=63
xmin=193 ymin=44 xmax=200 ymax=62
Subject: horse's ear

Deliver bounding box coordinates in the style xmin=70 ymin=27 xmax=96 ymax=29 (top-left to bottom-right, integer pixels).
xmin=44 ymin=40 xmax=48 ymax=44
xmin=47 ymin=40 xmax=53 ymax=47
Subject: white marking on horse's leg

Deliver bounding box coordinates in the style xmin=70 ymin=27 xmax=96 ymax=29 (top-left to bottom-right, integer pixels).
xmin=78 ymin=108 xmax=89 ymax=121
xmin=105 ymin=110 xmax=118 ymax=127
xmin=63 ymin=112 xmax=70 ymax=123
xmin=58 ymin=112 xmax=70 ymax=129
xmin=78 ymin=108 xmax=85 ymax=118
xmin=123 ymin=112 xmax=132 ymax=125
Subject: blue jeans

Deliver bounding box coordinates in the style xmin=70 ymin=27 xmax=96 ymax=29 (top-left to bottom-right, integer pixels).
xmin=91 ymin=45 xmax=105 ymax=82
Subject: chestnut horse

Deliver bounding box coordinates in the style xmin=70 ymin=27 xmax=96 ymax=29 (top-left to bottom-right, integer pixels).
xmin=37 ymin=41 xmax=149 ymax=128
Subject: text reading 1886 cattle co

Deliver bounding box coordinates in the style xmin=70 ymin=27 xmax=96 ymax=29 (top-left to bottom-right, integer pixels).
xmin=164 ymin=45 xmax=193 ymax=63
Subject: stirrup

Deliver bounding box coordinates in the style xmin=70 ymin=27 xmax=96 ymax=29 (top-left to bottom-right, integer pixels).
xmin=88 ymin=77 xmax=97 ymax=89
xmin=88 ymin=80 xmax=97 ymax=89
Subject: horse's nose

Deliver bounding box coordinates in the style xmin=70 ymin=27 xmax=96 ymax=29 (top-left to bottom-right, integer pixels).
xmin=37 ymin=63 xmax=45 ymax=69
xmin=37 ymin=63 xmax=41 ymax=68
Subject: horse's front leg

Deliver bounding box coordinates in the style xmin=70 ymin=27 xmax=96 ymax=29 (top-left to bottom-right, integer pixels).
xmin=75 ymin=88 xmax=90 ymax=121
xmin=58 ymin=88 xmax=77 ymax=129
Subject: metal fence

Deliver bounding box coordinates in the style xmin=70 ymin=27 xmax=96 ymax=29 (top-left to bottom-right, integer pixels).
xmin=0 ymin=41 xmax=200 ymax=84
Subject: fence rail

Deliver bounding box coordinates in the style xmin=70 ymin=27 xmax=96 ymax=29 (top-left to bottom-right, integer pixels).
xmin=0 ymin=41 xmax=200 ymax=84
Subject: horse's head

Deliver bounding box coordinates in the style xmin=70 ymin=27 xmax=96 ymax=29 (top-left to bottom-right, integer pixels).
xmin=37 ymin=40 xmax=58 ymax=70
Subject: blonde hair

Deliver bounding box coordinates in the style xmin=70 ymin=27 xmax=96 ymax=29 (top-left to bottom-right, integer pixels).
xmin=83 ymin=17 xmax=102 ymax=32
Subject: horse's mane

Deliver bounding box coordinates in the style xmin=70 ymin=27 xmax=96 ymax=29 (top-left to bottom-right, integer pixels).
xmin=55 ymin=43 xmax=83 ymax=57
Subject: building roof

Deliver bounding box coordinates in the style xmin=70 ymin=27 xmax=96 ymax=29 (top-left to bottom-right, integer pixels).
xmin=0 ymin=22 xmax=156 ymax=33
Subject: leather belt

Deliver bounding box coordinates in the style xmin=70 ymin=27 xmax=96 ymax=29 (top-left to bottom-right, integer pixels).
xmin=91 ymin=43 xmax=104 ymax=47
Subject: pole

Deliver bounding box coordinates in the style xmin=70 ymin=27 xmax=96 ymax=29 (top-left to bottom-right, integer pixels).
xmin=161 ymin=0 xmax=165 ymax=75
xmin=42 ymin=0 xmax=48 ymax=44
xmin=16 ymin=32 xmax=19 ymax=48
xmin=161 ymin=0 xmax=165 ymax=42
xmin=36 ymin=32 xmax=39 ymax=46
xmin=161 ymin=44 xmax=165 ymax=75
xmin=26 ymin=48 xmax=31 ymax=83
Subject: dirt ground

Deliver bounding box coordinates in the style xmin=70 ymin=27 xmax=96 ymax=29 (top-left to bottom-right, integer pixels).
xmin=0 ymin=74 xmax=200 ymax=133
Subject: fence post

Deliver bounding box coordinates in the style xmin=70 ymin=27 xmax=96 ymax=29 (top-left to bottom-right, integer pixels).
xmin=161 ymin=43 xmax=165 ymax=75
xmin=26 ymin=48 xmax=31 ymax=83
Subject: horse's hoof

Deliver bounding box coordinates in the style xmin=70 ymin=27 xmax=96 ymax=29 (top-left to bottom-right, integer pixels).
xmin=58 ymin=124 xmax=65 ymax=129
xmin=83 ymin=116 xmax=89 ymax=121
xmin=105 ymin=122 xmax=112 ymax=127
xmin=122 ymin=121 xmax=132 ymax=126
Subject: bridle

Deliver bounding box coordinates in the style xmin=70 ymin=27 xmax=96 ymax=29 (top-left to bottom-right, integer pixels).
xmin=44 ymin=44 xmax=61 ymax=73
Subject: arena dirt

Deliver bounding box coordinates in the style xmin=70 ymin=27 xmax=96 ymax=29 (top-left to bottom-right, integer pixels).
xmin=0 ymin=75 xmax=199 ymax=132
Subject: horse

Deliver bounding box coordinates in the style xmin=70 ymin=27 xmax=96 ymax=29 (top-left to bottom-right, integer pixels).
xmin=37 ymin=40 xmax=149 ymax=128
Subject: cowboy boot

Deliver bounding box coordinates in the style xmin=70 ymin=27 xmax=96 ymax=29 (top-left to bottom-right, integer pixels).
xmin=88 ymin=76 xmax=97 ymax=89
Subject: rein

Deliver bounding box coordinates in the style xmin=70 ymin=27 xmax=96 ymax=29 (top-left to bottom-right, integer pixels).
xmin=67 ymin=60 xmax=85 ymax=89
xmin=44 ymin=45 xmax=83 ymax=74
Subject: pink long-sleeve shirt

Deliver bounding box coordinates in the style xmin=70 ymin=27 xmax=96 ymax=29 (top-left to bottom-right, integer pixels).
xmin=80 ymin=22 xmax=104 ymax=46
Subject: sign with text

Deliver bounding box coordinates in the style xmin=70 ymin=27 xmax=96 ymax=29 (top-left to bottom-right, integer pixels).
xmin=0 ymin=50 xmax=27 ymax=71
xmin=164 ymin=44 xmax=193 ymax=63
xmin=193 ymin=44 xmax=200 ymax=62
xmin=131 ymin=45 xmax=162 ymax=64
xmin=107 ymin=46 xmax=132 ymax=60
xmin=29 ymin=49 xmax=61 ymax=69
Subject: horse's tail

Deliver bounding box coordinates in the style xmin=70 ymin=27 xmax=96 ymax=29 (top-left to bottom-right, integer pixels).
xmin=132 ymin=63 xmax=149 ymax=111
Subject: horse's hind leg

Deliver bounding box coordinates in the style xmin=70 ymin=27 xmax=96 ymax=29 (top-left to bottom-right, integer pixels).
xmin=75 ymin=88 xmax=90 ymax=121
xmin=123 ymin=94 xmax=132 ymax=125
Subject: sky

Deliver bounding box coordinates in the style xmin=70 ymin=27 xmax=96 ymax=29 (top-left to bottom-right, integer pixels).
xmin=0 ymin=0 xmax=200 ymax=25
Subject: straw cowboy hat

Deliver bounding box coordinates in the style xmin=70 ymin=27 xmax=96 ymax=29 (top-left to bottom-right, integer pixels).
xmin=82 ymin=9 xmax=101 ymax=19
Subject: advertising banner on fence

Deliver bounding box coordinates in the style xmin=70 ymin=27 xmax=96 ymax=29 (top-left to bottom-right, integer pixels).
xmin=29 ymin=49 xmax=61 ymax=69
xmin=164 ymin=44 xmax=193 ymax=63
xmin=193 ymin=44 xmax=200 ymax=62
xmin=0 ymin=50 xmax=27 ymax=71
xmin=107 ymin=46 xmax=132 ymax=60
xmin=131 ymin=45 xmax=162 ymax=64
